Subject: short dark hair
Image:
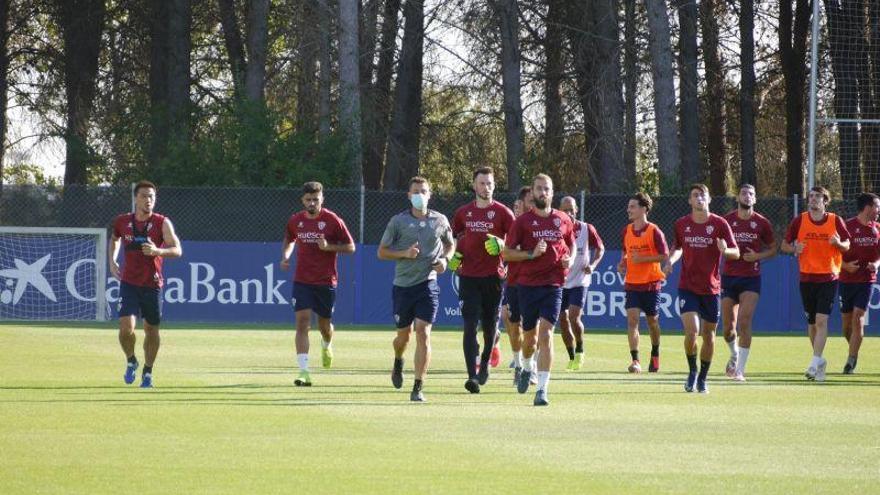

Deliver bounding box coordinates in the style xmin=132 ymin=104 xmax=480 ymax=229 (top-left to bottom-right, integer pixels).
xmin=810 ymin=186 xmax=831 ymax=203
xmin=302 ymin=181 xmax=323 ymax=195
xmin=856 ymin=192 xmax=880 ymax=211
xmin=689 ymin=183 xmax=709 ymax=196
xmin=518 ymin=186 xmax=532 ymax=201
xmin=739 ymin=183 xmax=756 ymax=193
xmin=473 ymin=166 xmax=494 ymax=181
xmin=409 ymin=176 xmax=430 ymax=190
xmin=630 ymin=192 xmax=653 ymax=212
xmin=133 ymin=180 xmax=157 ymax=196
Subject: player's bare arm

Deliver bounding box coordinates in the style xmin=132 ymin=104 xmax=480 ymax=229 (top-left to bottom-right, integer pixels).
xmin=280 ymin=233 xmax=295 ymax=270
xmin=663 ymin=248 xmax=682 ymax=274
xmin=378 ymin=242 xmax=420 ymax=260
xmin=109 ymin=233 xmax=122 ymax=279
xmin=317 ymin=236 xmax=356 ymax=254
xmin=144 ymin=219 xmax=182 ymax=258
xmin=717 ymin=237 xmax=740 ymax=260
xmin=503 ymin=239 xmax=546 ymax=262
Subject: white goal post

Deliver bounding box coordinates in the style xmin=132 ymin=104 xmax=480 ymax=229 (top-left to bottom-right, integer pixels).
xmin=0 ymin=226 xmax=108 ymax=321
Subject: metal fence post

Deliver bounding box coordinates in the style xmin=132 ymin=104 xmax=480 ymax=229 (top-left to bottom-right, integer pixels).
xmin=579 ymin=190 xmax=585 ymax=222
xmin=130 ymin=182 xmax=136 ymax=212
xmin=792 ymin=194 xmax=798 ymax=216
xmin=359 ymin=184 xmax=365 ymax=243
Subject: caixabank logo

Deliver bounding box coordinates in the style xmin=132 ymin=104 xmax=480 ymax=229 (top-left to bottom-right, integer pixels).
xmin=0 ymin=250 xmax=101 ymax=319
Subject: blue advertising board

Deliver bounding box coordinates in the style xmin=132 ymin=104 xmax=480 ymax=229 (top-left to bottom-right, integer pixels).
xmin=99 ymin=242 xmax=879 ymax=333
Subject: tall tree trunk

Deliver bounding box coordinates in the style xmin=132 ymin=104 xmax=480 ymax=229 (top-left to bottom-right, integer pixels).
xmin=148 ymin=0 xmax=192 ymax=175
xmin=318 ymin=0 xmax=332 ymax=137
xmin=676 ymin=0 xmax=701 ymax=187
xmin=364 ymin=0 xmax=400 ymax=189
xmin=644 ymin=0 xmax=681 ymax=192
xmin=739 ymin=0 xmax=757 ymax=186
xmin=217 ymin=0 xmax=247 ymax=101
xmin=340 ymin=0 xmax=363 ymax=187
xmin=296 ymin=1 xmax=319 ymax=136
xmin=492 ymin=0 xmax=525 ymax=191
xmin=623 ymin=0 xmax=638 ymax=182
xmin=383 ymin=0 xmax=423 ymax=190
xmin=0 ymin=0 xmax=9 ymax=200
xmin=244 ymin=0 xmax=269 ymax=102
xmin=57 ymin=0 xmax=105 ymax=185
xmin=824 ymin=0 xmax=861 ymax=197
xmin=780 ymin=0 xmax=810 ymax=196
xmin=544 ymin=0 xmax=565 ymax=169
xmin=700 ymin=0 xmax=726 ymax=195
xmin=565 ymin=3 xmax=599 ymax=191
xmin=592 ymin=0 xmax=627 ymax=191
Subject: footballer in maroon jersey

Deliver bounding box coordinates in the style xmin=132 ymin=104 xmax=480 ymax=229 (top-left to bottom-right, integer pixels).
xmin=503 ymin=174 xmax=576 ymax=406
xmin=665 ymin=184 xmax=739 ymax=393
xmin=109 ymin=180 xmax=182 ymax=388
xmin=281 ymin=181 xmax=356 ymax=387
xmin=719 ymin=184 xmax=777 ymax=382
xmin=450 ymin=167 xmax=515 ymax=393
xmin=839 ymin=193 xmax=880 ymax=374
xmin=500 ymin=186 xmax=534 ymax=385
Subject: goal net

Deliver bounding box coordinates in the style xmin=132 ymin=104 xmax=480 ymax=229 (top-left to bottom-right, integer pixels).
xmin=0 ymin=227 xmax=108 ymax=321
xmin=809 ymin=0 xmax=880 ymax=212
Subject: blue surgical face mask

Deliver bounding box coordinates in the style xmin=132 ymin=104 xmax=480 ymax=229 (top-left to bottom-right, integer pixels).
xmin=410 ymin=193 xmax=427 ymax=211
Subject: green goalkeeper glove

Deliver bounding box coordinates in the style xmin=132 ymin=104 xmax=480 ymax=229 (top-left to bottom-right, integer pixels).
xmin=484 ymin=234 xmax=504 ymax=256
xmin=448 ymin=251 xmax=463 ymax=272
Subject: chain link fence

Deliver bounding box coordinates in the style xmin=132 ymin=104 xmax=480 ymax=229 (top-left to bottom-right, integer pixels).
xmin=0 ymin=184 xmax=859 ymax=247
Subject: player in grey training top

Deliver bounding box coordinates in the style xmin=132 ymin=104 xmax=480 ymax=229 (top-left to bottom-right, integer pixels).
xmin=378 ymin=176 xmax=456 ymax=402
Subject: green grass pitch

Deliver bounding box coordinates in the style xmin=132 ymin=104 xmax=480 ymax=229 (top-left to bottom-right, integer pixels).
xmin=1 ymin=324 xmax=878 ymax=494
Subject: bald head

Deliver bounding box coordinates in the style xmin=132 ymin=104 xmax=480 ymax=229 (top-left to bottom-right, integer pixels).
xmin=560 ymin=196 xmax=577 ymax=220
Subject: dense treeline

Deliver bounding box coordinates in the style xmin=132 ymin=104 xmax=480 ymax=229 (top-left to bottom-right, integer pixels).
xmin=0 ymin=0 xmax=877 ymax=196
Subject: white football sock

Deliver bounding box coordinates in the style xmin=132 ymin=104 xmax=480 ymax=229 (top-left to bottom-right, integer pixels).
xmin=513 ymin=351 xmax=522 ymax=367
xmin=537 ymin=371 xmax=551 ymax=391
xmin=522 ymin=356 xmax=533 ymax=372
xmin=727 ymin=338 xmax=737 ymax=359
xmin=810 ymin=355 xmax=822 ymax=368
xmin=321 ymin=339 xmax=331 ymax=349
xmin=736 ymin=347 xmax=750 ymax=374
xmin=297 ymin=353 xmax=309 ymax=371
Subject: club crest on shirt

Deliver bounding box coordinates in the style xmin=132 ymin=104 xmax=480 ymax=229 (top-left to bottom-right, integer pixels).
xmin=706 ymin=225 xmax=714 ymax=235
xmin=553 ymin=218 xmax=561 ymax=228
xmin=532 ymin=220 xmax=538 ymax=226
xmin=318 ymin=221 xmax=326 ymax=230
xmin=487 ymin=211 xmax=495 ymax=220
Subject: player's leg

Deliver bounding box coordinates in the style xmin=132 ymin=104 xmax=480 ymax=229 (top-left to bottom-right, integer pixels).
xmin=315 ymin=285 xmax=336 ymax=369
xmin=459 ymin=276 xmax=481 ymax=392
xmin=291 ymin=283 xmax=313 ymax=385
xmin=846 ymin=307 xmax=866 ymax=373
xmin=533 ymin=287 xmax=562 ymax=405
xmin=625 ymin=307 xmax=641 ymax=373
xmin=694 ymin=295 xmax=720 ymax=393
xmin=476 ymin=278 xmax=502 ymax=385
xmin=411 ymin=318 xmax=432 ymax=402
xmin=138 ymin=286 xmax=162 ymax=388
xmin=721 ymin=295 xmax=739 ymax=377
xmin=646 ymin=315 xmax=661 ymax=372
xmin=391 ymin=285 xmax=414 ymax=389
xmin=679 ymin=290 xmax=701 ymax=391
xmin=807 ymin=281 xmax=835 ymax=381
xmin=567 ymin=302 xmax=586 ymax=370
xmin=559 ymin=289 xmax=575 ymax=366
xmin=733 ymin=291 xmax=758 ymax=380
xmin=844 ymin=283 xmax=869 ymax=374
xmin=517 ymin=286 xmax=540 ymax=393
xmin=118 ymin=282 xmax=140 ymax=384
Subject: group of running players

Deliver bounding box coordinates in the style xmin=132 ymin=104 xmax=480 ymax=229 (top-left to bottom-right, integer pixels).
xmin=109 ymin=172 xmax=880 ymax=406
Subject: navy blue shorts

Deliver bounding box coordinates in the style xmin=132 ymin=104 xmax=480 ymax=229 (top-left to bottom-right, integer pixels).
xmin=518 ymin=285 xmax=563 ymax=331
xmin=625 ymin=290 xmax=659 ymax=317
xmin=392 ymin=279 xmax=440 ymax=328
xmin=292 ymin=282 xmax=336 ymax=319
xmin=677 ymin=289 xmax=720 ymax=324
xmin=721 ymin=275 xmax=761 ymax=303
xmin=561 ymin=286 xmax=587 ymax=309
xmin=503 ymin=285 xmax=521 ymax=323
xmin=799 ymin=281 xmax=838 ymax=324
xmin=118 ymin=281 xmax=163 ymax=325
xmin=839 ymin=282 xmax=871 ymax=313
xmin=458 ymin=275 xmax=503 ymax=323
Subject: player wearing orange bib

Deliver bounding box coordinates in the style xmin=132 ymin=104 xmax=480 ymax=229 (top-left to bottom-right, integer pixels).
xmin=781 ymin=186 xmax=851 ymax=382
xmin=617 ymin=192 xmax=668 ymax=373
